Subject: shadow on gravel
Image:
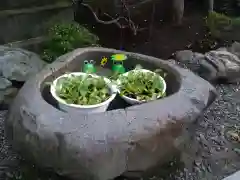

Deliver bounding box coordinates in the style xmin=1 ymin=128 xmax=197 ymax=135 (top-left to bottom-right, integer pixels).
xmin=3 ymin=156 xmax=185 ymax=180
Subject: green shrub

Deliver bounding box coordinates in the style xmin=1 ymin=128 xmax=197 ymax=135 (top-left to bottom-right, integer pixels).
xmin=206 ymin=11 xmax=240 ymax=38
xmin=42 ymin=22 xmax=99 ymax=62
xmin=206 ymin=11 xmax=232 ymax=38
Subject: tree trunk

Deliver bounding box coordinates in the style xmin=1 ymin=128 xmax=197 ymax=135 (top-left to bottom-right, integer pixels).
xmin=172 ymin=0 xmax=184 ymax=25
xmin=209 ymin=0 xmax=214 ymax=12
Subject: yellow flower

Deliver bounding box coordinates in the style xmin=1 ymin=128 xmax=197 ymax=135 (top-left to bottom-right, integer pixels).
xmin=100 ymin=57 xmax=108 ymax=66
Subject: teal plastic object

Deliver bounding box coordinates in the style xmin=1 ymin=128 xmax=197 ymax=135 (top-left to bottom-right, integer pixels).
xmin=112 ymin=62 xmax=126 ymax=74
xmin=111 ymin=54 xmax=127 ymax=74
xmin=83 ymin=60 xmax=96 ymax=73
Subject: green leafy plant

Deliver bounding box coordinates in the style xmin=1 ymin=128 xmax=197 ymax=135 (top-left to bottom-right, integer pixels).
xmin=55 ymin=74 xmax=110 ymax=105
xmin=42 ymin=22 xmax=99 ymax=62
xmin=206 ymin=11 xmax=240 ymax=37
xmin=118 ymin=70 xmax=166 ymax=101
xmin=206 ymin=11 xmax=232 ymax=38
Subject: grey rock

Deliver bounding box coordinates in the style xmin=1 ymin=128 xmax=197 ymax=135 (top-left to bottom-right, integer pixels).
xmin=177 ymin=49 xmax=240 ymax=83
xmin=0 ymin=87 xmax=18 ymax=107
xmin=175 ymin=50 xmax=194 ymax=63
xmin=217 ymin=47 xmax=228 ymax=52
xmin=229 ymin=41 xmax=240 ymax=58
xmin=191 ymin=52 xmax=205 ymax=72
xmin=175 ymin=51 xmax=203 ymax=73
xmin=222 ymin=170 xmax=240 ymax=180
xmin=199 ymin=58 xmax=218 ymax=82
xmin=0 ymin=77 xmax=18 ymax=107
xmin=167 ymin=59 xmax=178 ymax=65
xmin=0 ymin=46 xmax=46 ymax=82
xmin=5 ymin=48 xmax=217 ymax=180
xmin=0 ymin=77 xmax=12 ymax=90
xmin=193 ymin=52 xmax=205 ymax=59
xmin=175 ymin=51 xmax=216 ymax=81
xmin=204 ymin=50 xmax=240 ymax=83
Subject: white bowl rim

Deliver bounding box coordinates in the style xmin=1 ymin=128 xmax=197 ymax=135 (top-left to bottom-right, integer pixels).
xmin=50 ymin=72 xmax=117 ymax=109
xmin=117 ymin=69 xmax=167 ymax=103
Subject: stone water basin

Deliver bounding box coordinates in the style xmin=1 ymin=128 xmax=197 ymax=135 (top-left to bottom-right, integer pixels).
xmin=5 ymin=47 xmax=217 ymax=180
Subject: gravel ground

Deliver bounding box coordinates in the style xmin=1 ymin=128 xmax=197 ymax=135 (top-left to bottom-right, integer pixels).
xmin=0 ymin=83 xmax=240 ymax=180
xmin=174 ymin=83 xmax=240 ymax=180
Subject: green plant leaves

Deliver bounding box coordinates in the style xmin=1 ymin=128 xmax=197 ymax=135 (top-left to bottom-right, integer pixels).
xmin=42 ymin=22 xmax=99 ymax=62
xmin=55 ymin=74 xmax=110 ymax=105
xmin=206 ymin=11 xmax=239 ymax=38
xmin=118 ymin=70 xmax=166 ymax=101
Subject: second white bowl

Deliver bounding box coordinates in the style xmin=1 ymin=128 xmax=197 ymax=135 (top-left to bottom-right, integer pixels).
xmin=116 ymin=69 xmax=167 ymax=105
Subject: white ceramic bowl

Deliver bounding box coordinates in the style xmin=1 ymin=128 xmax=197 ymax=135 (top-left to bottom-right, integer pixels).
xmin=50 ymin=72 xmax=117 ymax=114
xmin=117 ymin=69 xmax=167 ymax=105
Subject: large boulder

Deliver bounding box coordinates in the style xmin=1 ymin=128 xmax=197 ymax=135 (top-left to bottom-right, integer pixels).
xmin=175 ymin=50 xmax=194 ymax=63
xmin=175 ymin=49 xmax=240 ymax=83
xmin=5 ymin=47 xmax=217 ymax=180
xmin=0 ymin=46 xmax=46 ymax=82
xmin=229 ymin=41 xmax=240 ymax=59
xmin=0 ymin=46 xmax=46 ymax=108
xmin=203 ymin=50 xmax=240 ymax=83
xmin=222 ymin=170 xmax=240 ymax=180
xmin=0 ymin=77 xmax=18 ymax=107
xmin=0 ymin=77 xmax=12 ymax=90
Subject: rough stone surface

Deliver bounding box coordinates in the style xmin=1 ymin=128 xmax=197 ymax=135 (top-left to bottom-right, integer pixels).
xmin=0 ymin=46 xmax=46 ymax=82
xmin=0 ymin=77 xmax=18 ymax=107
xmin=0 ymin=87 xmax=18 ymax=108
xmin=0 ymin=77 xmax=12 ymax=90
xmin=175 ymin=50 xmax=194 ymax=63
xmin=175 ymin=47 xmax=240 ymax=83
xmin=175 ymin=50 xmax=203 ymax=73
xmin=5 ymin=48 xmax=217 ymax=180
xmin=0 ymin=46 xmax=46 ymax=108
xmin=217 ymin=47 xmax=228 ymax=52
xmin=222 ymin=170 xmax=240 ymax=180
xmin=229 ymin=41 xmax=240 ymax=59
xmin=203 ymin=50 xmax=240 ymax=83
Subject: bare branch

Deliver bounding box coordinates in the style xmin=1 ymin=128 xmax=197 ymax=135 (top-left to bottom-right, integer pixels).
xmin=120 ymin=0 xmax=139 ymax=35
xmin=81 ymin=3 xmax=123 ymax=27
xmin=75 ymin=0 xmax=141 ymax=35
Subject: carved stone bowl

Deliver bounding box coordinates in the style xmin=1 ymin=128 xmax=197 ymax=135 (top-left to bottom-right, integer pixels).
xmin=5 ymin=48 xmax=217 ymax=180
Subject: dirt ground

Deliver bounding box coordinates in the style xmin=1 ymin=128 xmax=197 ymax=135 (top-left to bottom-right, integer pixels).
xmin=84 ymin=14 xmax=207 ymax=59
xmin=75 ymin=0 xmax=213 ymax=59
